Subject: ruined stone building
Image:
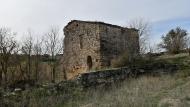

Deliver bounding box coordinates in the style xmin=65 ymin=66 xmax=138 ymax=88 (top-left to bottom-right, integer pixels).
xmin=62 ymin=20 xmax=139 ymax=79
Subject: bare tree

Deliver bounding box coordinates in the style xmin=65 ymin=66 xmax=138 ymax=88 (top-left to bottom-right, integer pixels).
xmin=33 ymin=37 xmax=43 ymax=82
xmin=21 ymin=31 xmax=34 ymax=80
xmin=0 ymin=28 xmax=17 ymax=86
xmin=44 ymin=27 xmax=63 ymax=83
xmin=128 ymin=18 xmax=151 ymax=54
xmin=8 ymin=45 xmax=21 ymax=83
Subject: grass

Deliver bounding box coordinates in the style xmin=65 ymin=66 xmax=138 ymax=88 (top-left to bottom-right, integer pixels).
xmin=2 ymin=74 xmax=190 ymax=107
xmin=59 ymin=74 xmax=190 ymax=107
xmin=57 ymin=53 xmax=190 ymax=107
xmin=157 ymin=53 xmax=190 ymax=78
xmin=1 ymin=53 xmax=190 ymax=107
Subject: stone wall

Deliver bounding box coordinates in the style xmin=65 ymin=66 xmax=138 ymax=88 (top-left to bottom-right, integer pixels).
xmin=99 ymin=24 xmax=139 ymax=66
xmin=77 ymin=64 xmax=178 ymax=88
xmin=63 ymin=21 xmax=102 ymax=79
xmin=62 ymin=20 xmax=139 ymax=79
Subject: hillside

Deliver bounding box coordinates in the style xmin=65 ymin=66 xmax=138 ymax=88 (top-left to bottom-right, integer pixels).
xmin=1 ymin=53 xmax=190 ymax=107
xmin=76 ymin=75 xmax=190 ymax=107
xmin=63 ymin=53 xmax=190 ymax=107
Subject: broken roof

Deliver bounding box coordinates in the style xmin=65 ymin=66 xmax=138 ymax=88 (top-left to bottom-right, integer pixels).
xmin=64 ymin=20 xmax=138 ymax=31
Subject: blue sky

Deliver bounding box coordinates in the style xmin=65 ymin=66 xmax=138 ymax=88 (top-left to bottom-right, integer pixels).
xmin=0 ymin=0 xmax=189 ymax=44
xmin=152 ymin=17 xmax=190 ymax=44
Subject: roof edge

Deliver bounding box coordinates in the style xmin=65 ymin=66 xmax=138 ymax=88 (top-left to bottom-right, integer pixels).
xmin=64 ymin=20 xmax=138 ymax=31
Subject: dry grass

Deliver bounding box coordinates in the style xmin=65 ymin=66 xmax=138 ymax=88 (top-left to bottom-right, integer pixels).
xmin=2 ymin=53 xmax=190 ymax=107
xmin=157 ymin=53 xmax=189 ymax=59
xmin=74 ymin=75 xmax=190 ymax=107
xmin=2 ymin=74 xmax=190 ymax=107
xmin=55 ymin=53 xmax=190 ymax=107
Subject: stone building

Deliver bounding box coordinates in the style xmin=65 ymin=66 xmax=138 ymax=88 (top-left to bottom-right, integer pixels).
xmin=62 ymin=20 xmax=139 ymax=79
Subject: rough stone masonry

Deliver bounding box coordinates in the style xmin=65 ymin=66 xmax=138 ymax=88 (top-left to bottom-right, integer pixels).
xmin=62 ymin=20 xmax=139 ymax=79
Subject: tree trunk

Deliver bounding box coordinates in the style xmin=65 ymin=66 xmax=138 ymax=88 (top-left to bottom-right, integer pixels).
xmin=35 ymin=60 xmax=39 ymax=82
xmin=35 ymin=67 xmax=38 ymax=82
xmin=4 ymin=71 xmax=7 ymax=85
xmin=27 ymin=55 xmax=31 ymax=80
xmin=4 ymin=63 xmax=8 ymax=84
xmin=51 ymin=66 xmax=56 ymax=83
xmin=0 ymin=70 xmax=2 ymax=86
xmin=29 ymin=55 xmax=31 ymax=80
xmin=1 ymin=62 xmax=6 ymax=86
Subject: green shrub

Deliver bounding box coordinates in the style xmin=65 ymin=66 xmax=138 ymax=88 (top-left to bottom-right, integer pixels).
xmin=111 ymin=52 xmax=151 ymax=68
xmin=111 ymin=52 xmax=131 ymax=67
xmin=176 ymin=69 xmax=190 ymax=78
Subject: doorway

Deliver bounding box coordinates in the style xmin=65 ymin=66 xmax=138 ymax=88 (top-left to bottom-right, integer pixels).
xmin=87 ymin=56 xmax=92 ymax=70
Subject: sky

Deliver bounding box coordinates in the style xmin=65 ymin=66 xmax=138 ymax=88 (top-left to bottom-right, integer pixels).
xmin=0 ymin=0 xmax=190 ymax=44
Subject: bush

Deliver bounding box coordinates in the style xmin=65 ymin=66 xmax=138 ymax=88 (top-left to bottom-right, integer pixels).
xmin=111 ymin=52 xmax=148 ymax=68
xmin=111 ymin=52 xmax=131 ymax=67
xmin=159 ymin=27 xmax=188 ymax=54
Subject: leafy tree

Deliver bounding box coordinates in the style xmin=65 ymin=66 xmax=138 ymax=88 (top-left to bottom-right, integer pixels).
xmin=160 ymin=27 xmax=188 ymax=54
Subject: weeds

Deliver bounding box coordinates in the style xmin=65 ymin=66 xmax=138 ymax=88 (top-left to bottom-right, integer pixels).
xmin=1 ymin=53 xmax=190 ymax=107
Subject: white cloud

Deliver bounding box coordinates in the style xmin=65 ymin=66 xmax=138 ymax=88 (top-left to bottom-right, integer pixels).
xmin=0 ymin=0 xmax=189 ymax=40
